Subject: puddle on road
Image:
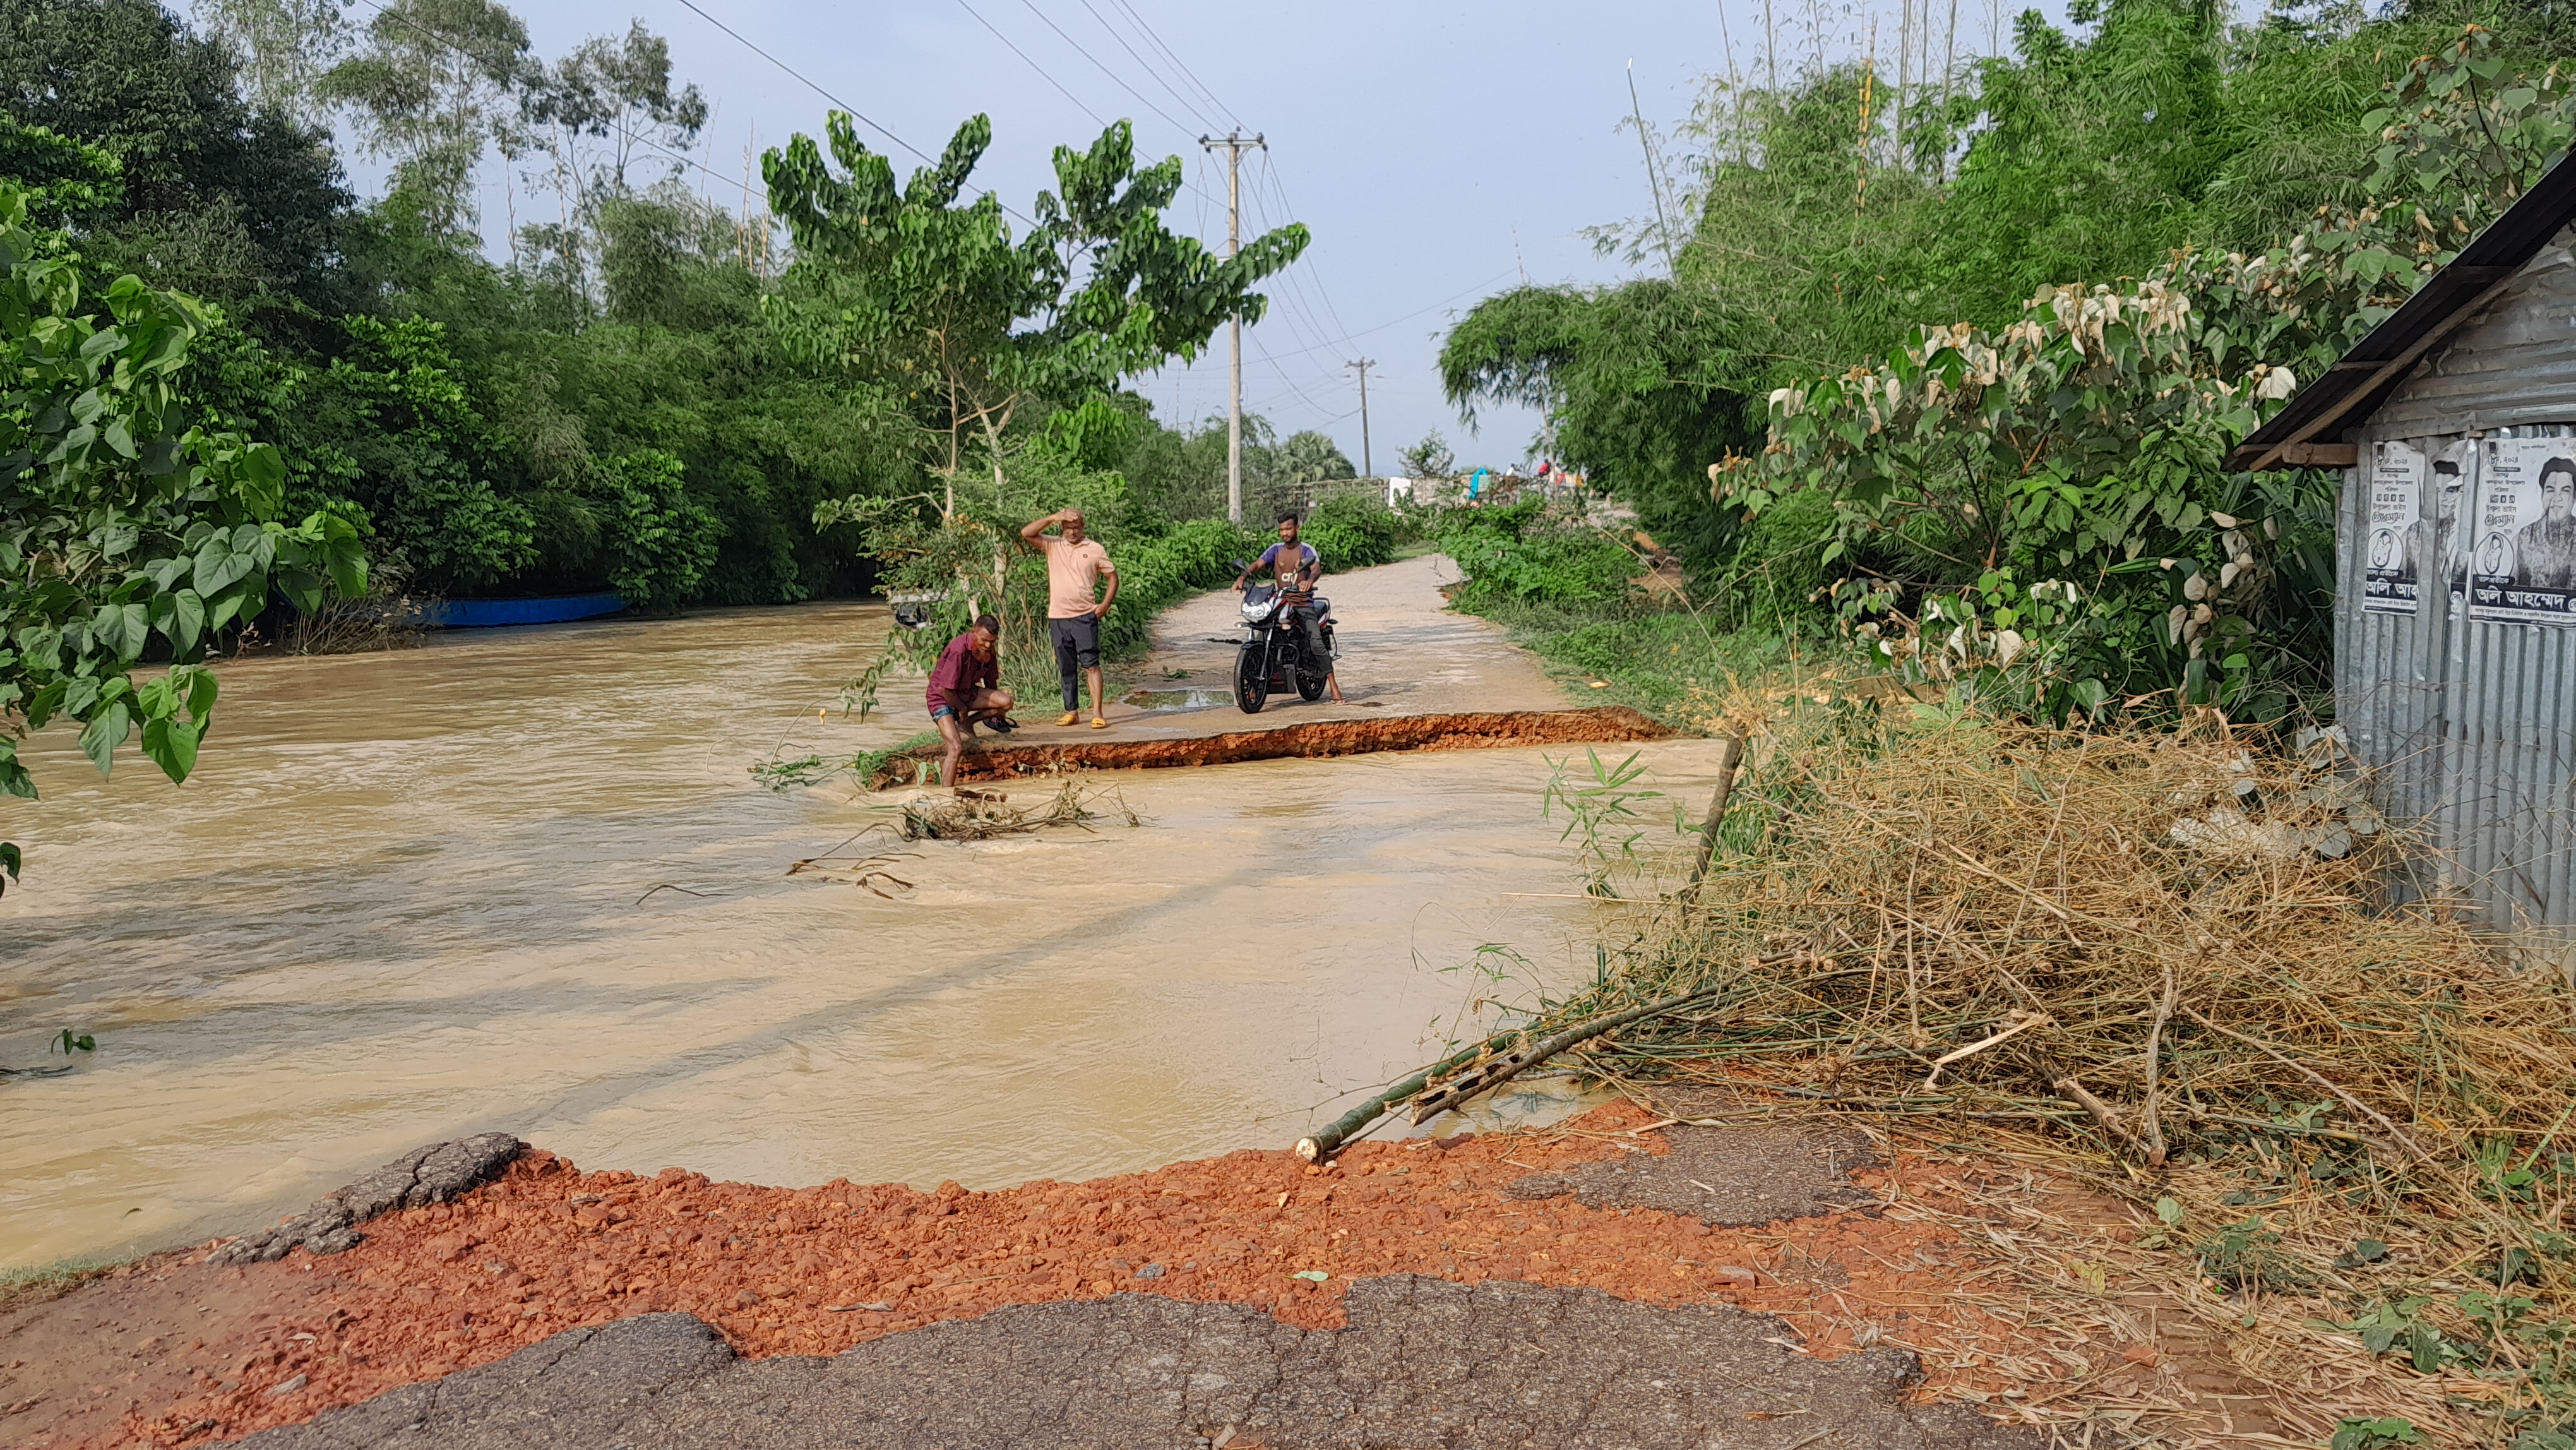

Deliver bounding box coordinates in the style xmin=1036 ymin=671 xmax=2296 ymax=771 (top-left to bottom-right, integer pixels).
xmin=0 ymin=602 xmax=1737 ymax=1270
xmin=1121 ymin=687 xmax=1229 ymax=711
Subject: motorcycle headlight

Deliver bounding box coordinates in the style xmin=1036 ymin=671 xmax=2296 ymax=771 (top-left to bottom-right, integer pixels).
xmin=1240 ymin=596 xmax=1270 ymax=620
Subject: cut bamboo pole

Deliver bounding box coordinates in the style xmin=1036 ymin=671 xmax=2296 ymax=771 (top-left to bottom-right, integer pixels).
xmin=1679 ymin=735 xmax=1748 ymax=903
xmin=1407 ymin=985 xmax=1724 ymax=1125
xmin=1294 ymin=1043 xmax=1488 ymax=1163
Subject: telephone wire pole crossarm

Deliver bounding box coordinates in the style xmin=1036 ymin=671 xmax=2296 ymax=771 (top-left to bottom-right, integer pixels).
xmin=1200 ymin=130 xmax=1265 ymax=524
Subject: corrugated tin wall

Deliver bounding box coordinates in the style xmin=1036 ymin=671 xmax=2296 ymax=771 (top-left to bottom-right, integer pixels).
xmin=2344 ymin=237 xmax=2576 ymax=956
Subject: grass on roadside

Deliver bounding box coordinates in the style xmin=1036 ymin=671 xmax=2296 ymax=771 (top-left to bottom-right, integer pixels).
xmin=1441 ymin=587 xmax=1812 ymax=729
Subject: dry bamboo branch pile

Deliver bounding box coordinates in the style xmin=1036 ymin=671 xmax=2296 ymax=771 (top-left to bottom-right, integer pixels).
xmin=1522 ymin=710 xmax=2576 ymax=1442
xmin=1567 ymin=717 xmax=2568 ymax=1172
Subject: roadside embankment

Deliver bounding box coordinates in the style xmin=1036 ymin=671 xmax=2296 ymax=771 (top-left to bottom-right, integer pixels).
xmin=0 ymin=1103 xmax=2219 ymax=1449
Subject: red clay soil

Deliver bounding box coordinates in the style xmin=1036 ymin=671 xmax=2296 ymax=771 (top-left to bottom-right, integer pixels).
xmin=871 ymin=706 xmax=1678 ymax=788
xmin=13 ymin=1103 xmax=2166 ymax=1450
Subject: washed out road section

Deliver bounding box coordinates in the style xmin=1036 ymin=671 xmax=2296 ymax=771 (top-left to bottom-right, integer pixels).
xmin=1 ymin=575 xmax=1732 ymax=1273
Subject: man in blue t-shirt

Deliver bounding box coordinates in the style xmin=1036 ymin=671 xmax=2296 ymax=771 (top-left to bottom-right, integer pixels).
xmin=1234 ymin=510 xmax=1332 ymax=685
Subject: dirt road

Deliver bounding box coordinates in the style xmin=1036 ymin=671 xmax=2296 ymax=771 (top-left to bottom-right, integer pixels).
xmin=878 ymin=553 xmax=1676 ymax=784
xmin=1103 ymin=553 xmax=1578 ymax=734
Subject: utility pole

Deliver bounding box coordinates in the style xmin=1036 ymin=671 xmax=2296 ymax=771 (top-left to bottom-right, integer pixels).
xmin=1347 ymin=357 xmax=1376 ymax=477
xmin=1201 ymin=130 xmax=1265 ymax=524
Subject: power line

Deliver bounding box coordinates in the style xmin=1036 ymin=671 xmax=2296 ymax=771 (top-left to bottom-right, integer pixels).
xmin=1253 ymin=154 xmax=1356 ymax=341
xmin=952 ymin=0 xmax=1108 ymax=127
xmin=673 ymin=0 xmax=1039 ymax=227
xmin=1070 ymin=0 xmax=1225 ymax=131
xmin=672 ymin=0 xmax=938 ymax=168
xmin=1107 ymin=0 xmax=1241 ymax=129
xmin=1250 ymin=267 xmax=1525 ymax=363
xmin=1015 ymin=0 xmax=1198 ymax=138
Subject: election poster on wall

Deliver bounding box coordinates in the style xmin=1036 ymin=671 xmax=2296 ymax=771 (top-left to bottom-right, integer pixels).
xmin=2362 ymin=439 xmax=2424 ymax=615
xmin=2470 ymin=434 xmax=2576 ymax=626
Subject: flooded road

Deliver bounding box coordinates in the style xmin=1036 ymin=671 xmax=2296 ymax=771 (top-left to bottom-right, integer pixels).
xmin=0 ymin=598 xmax=1734 ymax=1271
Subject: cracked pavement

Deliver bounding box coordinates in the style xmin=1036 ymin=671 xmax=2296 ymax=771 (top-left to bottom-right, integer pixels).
xmin=226 ymin=1275 xmax=2034 ymax=1449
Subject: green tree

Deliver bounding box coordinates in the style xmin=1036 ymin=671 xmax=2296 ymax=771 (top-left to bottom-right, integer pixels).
xmin=769 ymin=109 xmax=1307 ymax=645
xmin=763 ymin=112 xmax=1308 ymax=506
xmin=0 ymin=0 xmax=355 ymax=321
xmin=1397 ymin=430 xmax=1453 ymax=479
xmin=1441 ymin=281 xmax=1759 ymax=563
xmin=1274 ymin=428 xmax=1353 ymax=484
xmin=1 ymin=181 xmax=364 ymax=892
xmin=319 ymin=0 xmax=534 ymax=239
xmin=1729 ymin=27 xmax=2569 ymax=721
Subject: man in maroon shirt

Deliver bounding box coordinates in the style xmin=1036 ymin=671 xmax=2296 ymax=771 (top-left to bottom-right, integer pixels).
xmin=927 ymin=614 xmax=1015 ymax=788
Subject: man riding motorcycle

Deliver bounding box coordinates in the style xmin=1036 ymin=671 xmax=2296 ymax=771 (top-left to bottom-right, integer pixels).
xmin=1234 ymin=510 xmax=1335 ymax=692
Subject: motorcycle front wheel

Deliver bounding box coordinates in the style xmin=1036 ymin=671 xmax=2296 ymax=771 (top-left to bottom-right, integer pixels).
xmin=1235 ymin=644 xmax=1269 ymax=713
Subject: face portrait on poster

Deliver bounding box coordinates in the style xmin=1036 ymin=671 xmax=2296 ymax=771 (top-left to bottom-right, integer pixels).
xmin=2470 ymin=434 xmax=2576 ymax=625
xmin=2428 ymin=437 xmax=2474 ymax=606
xmin=2363 ymin=439 xmax=2424 ymax=614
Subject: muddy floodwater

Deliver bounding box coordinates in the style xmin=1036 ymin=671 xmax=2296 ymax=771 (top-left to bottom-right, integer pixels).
xmin=0 ymin=601 xmax=1734 ymax=1271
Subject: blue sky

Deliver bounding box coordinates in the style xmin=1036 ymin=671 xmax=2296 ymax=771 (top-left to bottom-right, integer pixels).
xmin=410 ymin=0 xmax=2049 ymax=472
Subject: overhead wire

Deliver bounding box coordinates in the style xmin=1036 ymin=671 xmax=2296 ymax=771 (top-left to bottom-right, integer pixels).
xmin=1069 ymin=0 xmax=1227 ymax=131
xmin=1106 ymin=0 xmax=1242 ymax=129
xmin=670 ymin=0 xmax=1041 ymax=227
xmin=671 ymin=0 xmax=936 ymax=167
xmin=1014 ymin=0 xmax=1200 ymax=138
xmin=951 ymin=0 xmax=1109 ymax=127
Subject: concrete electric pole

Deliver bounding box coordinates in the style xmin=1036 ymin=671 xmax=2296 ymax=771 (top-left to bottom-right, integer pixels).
xmin=1347 ymin=357 xmax=1376 ymax=477
xmin=1200 ymin=130 xmax=1265 ymax=524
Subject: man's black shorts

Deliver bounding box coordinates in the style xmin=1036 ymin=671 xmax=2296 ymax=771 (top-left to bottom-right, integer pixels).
xmin=1049 ymin=614 xmax=1101 ymax=670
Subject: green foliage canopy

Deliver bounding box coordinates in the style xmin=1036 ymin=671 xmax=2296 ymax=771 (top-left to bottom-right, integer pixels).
xmin=763 ymin=113 xmax=1308 ymax=482
xmin=1 ymin=180 xmax=364 ymax=887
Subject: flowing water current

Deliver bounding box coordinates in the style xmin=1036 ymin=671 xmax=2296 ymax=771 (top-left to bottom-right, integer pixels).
xmin=0 ymin=602 xmax=1726 ymax=1270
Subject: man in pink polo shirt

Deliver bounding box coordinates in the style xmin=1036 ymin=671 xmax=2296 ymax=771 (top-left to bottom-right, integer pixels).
xmin=1021 ymin=507 xmax=1119 ymax=728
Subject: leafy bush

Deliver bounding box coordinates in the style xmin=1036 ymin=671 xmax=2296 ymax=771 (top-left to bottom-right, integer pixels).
xmin=1097 ymin=516 xmax=1260 ymax=658
xmin=1438 ymin=502 xmax=1641 ymax=606
xmin=588 ymin=449 xmax=719 ymax=609
xmin=1299 ymin=491 xmax=1398 ymax=575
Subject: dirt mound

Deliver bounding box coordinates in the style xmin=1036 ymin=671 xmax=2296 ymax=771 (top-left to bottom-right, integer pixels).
xmin=870 ymin=707 xmax=1679 ymax=788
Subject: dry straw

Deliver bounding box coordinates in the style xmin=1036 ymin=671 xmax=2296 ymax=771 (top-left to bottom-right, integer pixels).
xmin=1529 ymin=704 xmax=2576 ymax=1444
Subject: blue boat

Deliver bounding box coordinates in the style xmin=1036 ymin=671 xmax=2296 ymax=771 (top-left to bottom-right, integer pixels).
xmin=419 ymin=594 xmax=626 ymax=629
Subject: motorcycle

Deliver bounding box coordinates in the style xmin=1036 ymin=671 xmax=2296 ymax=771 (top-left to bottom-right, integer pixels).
xmin=1231 ymin=563 xmax=1337 ymax=714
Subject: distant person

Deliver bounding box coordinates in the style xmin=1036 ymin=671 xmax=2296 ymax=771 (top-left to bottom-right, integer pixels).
xmin=1022 ymin=508 xmax=1118 ymax=729
xmin=927 ymin=613 xmax=1015 ymax=788
xmin=2517 ymin=456 xmax=2576 ymax=591
xmin=1235 ymin=510 xmax=1340 ymax=701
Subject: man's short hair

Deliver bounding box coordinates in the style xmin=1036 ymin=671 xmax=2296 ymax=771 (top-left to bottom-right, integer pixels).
xmin=974 ymin=613 xmax=1001 ymax=633
xmin=1276 ymin=508 xmax=1301 ymax=525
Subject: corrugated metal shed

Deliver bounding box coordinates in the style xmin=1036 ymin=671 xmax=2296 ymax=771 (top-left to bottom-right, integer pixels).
xmin=2277 ymin=164 xmax=2576 ymax=963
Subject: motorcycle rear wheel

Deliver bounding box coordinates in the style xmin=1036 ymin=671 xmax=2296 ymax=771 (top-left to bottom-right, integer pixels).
xmin=1295 ymin=662 xmax=1327 ymax=701
xmin=1235 ymin=645 xmax=1268 ymax=713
